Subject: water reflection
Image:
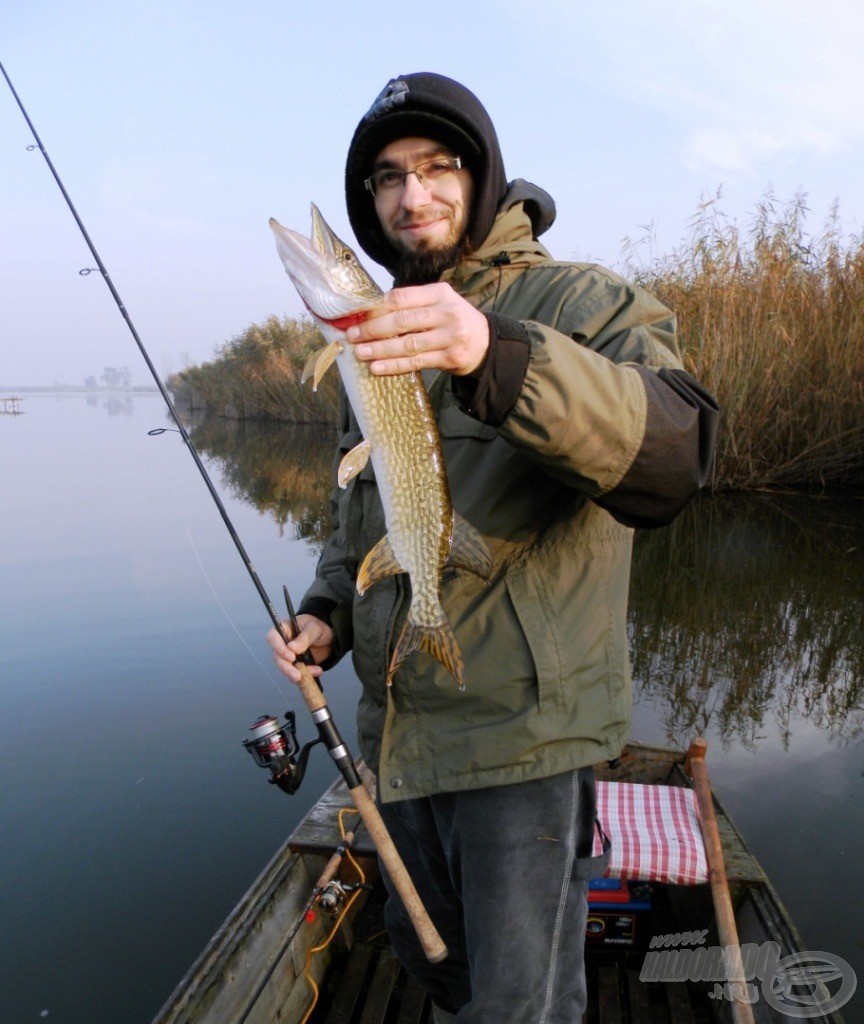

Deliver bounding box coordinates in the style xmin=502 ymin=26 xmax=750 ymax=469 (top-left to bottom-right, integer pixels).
xmin=630 ymin=494 xmax=864 ymax=747
xmin=186 ymin=417 xmax=864 ymax=749
xmin=85 ymin=392 xmax=137 ymax=416
xmin=183 ymin=414 xmax=336 ymax=542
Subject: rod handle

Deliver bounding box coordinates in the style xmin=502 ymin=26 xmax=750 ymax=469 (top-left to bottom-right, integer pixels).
xmin=293 ymin=661 xmax=447 ymax=963
xmin=293 ymin=659 xmax=328 ymax=713
xmin=349 ymin=779 xmax=448 ymax=964
xmin=313 ymin=827 xmax=357 ymax=891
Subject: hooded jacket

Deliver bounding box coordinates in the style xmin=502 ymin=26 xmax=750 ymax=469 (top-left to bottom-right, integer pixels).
xmin=345 ymin=72 xmax=510 ymax=276
xmin=300 ymin=181 xmax=718 ymax=801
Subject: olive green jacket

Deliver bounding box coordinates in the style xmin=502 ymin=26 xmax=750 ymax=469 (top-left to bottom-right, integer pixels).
xmin=302 ymin=189 xmax=717 ymax=801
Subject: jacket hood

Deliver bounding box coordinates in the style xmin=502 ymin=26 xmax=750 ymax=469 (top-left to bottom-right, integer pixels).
xmin=346 ymin=73 xmax=509 ymax=275
xmin=446 ymin=180 xmax=558 ymax=282
xmin=443 ymin=183 xmax=557 ymax=301
xmin=498 ymin=178 xmax=556 ymax=240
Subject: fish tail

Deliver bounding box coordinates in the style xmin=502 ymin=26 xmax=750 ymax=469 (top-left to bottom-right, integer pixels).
xmin=388 ymin=620 xmax=465 ymax=690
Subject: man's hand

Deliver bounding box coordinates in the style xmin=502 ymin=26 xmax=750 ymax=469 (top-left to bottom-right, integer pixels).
xmin=346 ymin=283 xmax=489 ymax=377
xmin=267 ymin=614 xmax=333 ymax=683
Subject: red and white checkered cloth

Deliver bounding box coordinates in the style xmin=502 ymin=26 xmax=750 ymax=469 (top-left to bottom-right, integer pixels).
xmin=593 ymin=781 xmax=709 ymax=885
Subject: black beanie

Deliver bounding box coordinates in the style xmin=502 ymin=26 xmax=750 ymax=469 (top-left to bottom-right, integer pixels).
xmin=345 ymin=73 xmax=508 ymax=274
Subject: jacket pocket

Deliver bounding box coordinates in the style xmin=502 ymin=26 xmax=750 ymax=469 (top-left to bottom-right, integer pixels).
xmin=504 ymin=564 xmax=566 ymax=711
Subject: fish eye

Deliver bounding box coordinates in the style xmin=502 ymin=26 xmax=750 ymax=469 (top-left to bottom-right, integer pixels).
xmin=341 ymin=252 xmax=356 ymax=264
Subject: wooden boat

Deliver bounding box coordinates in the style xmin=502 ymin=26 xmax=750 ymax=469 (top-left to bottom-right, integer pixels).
xmin=151 ymin=742 xmax=848 ymax=1024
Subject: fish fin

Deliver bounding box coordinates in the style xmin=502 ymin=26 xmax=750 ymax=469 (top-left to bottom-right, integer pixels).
xmin=301 ymin=340 xmax=342 ymax=391
xmin=388 ymin=621 xmax=465 ymax=690
xmin=447 ymin=512 xmax=493 ymax=581
xmin=300 ymin=350 xmax=319 ymax=384
xmin=338 ymin=439 xmax=372 ymax=488
xmin=356 ymin=533 xmax=404 ymax=595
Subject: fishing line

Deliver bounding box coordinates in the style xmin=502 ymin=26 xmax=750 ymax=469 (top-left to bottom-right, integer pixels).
xmin=0 ymin=57 xmax=290 ymax=645
xmin=131 ymin=386 xmax=288 ymax=697
xmin=183 ymin=525 xmax=290 ymax=698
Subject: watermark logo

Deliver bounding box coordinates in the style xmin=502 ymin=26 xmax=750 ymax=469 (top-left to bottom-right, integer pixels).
xmin=640 ymin=934 xmax=856 ymax=1018
xmin=761 ymin=950 xmax=857 ymax=1018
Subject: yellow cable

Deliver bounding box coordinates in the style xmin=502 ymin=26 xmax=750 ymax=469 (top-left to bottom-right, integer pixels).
xmin=297 ymin=807 xmax=368 ymax=1024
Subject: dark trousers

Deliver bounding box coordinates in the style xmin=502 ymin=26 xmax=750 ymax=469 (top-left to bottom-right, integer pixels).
xmin=377 ymin=768 xmax=603 ymax=1024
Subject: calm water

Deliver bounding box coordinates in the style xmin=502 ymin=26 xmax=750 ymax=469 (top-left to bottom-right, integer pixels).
xmin=1 ymin=393 xmax=862 ymax=1023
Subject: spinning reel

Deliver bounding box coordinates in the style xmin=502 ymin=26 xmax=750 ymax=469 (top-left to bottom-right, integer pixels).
xmin=242 ymin=711 xmax=322 ymax=795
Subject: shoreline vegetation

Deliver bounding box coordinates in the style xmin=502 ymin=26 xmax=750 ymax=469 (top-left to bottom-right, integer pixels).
xmin=167 ymin=192 xmax=864 ymax=494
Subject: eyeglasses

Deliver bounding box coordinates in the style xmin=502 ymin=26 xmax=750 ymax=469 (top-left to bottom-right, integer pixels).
xmin=363 ymin=156 xmax=462 ymax=197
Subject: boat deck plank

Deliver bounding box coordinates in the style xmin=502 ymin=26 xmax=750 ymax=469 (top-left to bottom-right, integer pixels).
xmin=322 ymin=942 xmax=376 ymax=1024
xmin=314 ymin=943 xmax=722 ymax=1024
xmin=585 ymin=951 xmax=721 ymax=1024
xmin=394 ymin=978 xmax=430 ymax=1024
xmin=315 ymin=943 xmax=431 ymax=1024
xmin=357 ymin=953 xmax=401 ymax=1024
xmin=289 ymin=774 xmax=377 ymax=858
xmin=625 ymin=967 xmax=655 ymax=1021
xmin=666 ymin=979 xmax=697 ymax=1024
xmin=598 ymin=965 xmax=622 ymax=1022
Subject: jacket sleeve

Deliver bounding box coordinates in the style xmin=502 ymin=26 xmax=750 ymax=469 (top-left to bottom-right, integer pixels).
xmin=452 ymin=271 xmax=719 ymax=528
xmin=594 ymin=365 xmax=718 ymax=527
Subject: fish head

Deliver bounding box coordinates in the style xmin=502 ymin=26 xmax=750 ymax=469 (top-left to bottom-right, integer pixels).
xmin=269 ymin=205 xmax=381 ymax=324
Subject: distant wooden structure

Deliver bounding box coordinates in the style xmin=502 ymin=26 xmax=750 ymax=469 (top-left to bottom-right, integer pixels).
xmin=0 ymin=396 xmax=23 ymax=415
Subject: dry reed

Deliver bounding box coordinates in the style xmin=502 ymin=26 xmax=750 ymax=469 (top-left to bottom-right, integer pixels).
xmin=623 ymin=190 xmax=864 ymax=492
xmin=167 ymin=315 xmax=339 ymax=424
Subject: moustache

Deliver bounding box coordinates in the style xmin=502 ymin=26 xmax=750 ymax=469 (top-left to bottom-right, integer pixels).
xmin=394 ymin=209 xmax=452 ymax=229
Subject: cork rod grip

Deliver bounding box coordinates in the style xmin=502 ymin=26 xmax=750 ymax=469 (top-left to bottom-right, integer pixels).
xmin=350 ymin=779 xmax=448 ymax=963
xmin=294 ymin=661 xmax=448 ymax=963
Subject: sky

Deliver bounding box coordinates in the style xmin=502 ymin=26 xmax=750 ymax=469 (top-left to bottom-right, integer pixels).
xmin=2 ymin=0 xmax=863 ymax=387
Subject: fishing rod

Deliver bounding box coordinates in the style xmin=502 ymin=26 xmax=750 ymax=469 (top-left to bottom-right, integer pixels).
xmin=1 ymin=59 xmax=446 ymax=964
xmin=236 ymin=810 xmax=365 ymax=1024
xmin=0 ymin=58 xmax=285 ymax=639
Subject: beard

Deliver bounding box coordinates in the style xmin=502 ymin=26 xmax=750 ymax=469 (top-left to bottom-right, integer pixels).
xmin=385 ymin=201 xmax=473 ymax=285
xmin=392 ymin=235 xmax=470 ymax=286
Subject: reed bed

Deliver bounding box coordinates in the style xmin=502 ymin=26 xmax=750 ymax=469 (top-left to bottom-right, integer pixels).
xmin=167 ymin=315 xmax=340 ymax=424
xmin=623 ymin=190 xmax=864 ymax=492
xmin=169 ymin=192 xmax=864 ymax=493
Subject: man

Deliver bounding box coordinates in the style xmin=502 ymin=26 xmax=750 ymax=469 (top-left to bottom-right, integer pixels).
xmin=269 ymin=73 xmax=718 ymax=1023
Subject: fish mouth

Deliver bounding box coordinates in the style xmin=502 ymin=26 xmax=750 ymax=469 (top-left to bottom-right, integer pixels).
xmin=270 ymin=204 xmax=381 ymax=322
xmin=268 ymin=216 xmax=320 ymax=275
xmin=269 ymin=209 xmax=353 ymax=321
xmin=270 ymin=204 xmax=344 ymax=265
xmin=310 ymin=203 xmax=341 ymax=258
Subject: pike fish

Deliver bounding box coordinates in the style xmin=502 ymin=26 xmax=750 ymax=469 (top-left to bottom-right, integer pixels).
xmin=270 ymin=205 xmax=492 ymax=688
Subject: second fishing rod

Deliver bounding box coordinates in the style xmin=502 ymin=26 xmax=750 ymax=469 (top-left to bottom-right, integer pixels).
xmin=1 ymin=58 xmax=446 ymax=964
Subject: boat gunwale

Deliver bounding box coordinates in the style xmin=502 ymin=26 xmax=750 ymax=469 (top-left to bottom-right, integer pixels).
xmin=149 ymin=741 xmax=848 ymax=1024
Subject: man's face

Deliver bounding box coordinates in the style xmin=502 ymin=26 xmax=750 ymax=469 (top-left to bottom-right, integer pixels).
xmin=371 ymin=137 xmax=473 ymax=262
